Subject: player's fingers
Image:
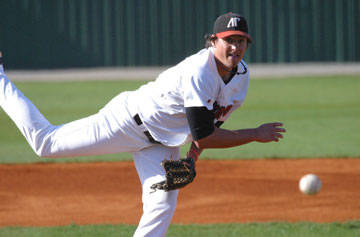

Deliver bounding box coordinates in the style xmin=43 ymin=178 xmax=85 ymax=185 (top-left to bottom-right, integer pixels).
xmin=276 ymin=128 xmax=286 ymax=133
xmin=274 ymin=132 xmax=284 ymax=139
xmin=269 ymin=122 xmax=284 ymax=127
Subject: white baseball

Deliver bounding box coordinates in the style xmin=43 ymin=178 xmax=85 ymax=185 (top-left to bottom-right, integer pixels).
xmin=299 ymin=174 xmax=322 ymax=195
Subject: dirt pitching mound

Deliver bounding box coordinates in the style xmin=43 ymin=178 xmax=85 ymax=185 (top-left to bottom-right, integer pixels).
xmin=0 ymin=158 xmax=359 ymax=227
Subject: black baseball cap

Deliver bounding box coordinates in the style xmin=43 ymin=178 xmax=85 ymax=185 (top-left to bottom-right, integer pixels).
xmin=213 ymin=12 xmax=252 ymax=43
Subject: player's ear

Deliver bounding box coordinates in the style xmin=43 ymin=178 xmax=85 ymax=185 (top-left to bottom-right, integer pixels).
xmin=211 ymin=34 xmax=218 ymax=48
xmin=204 ymin=34 xmax=218 ymax=49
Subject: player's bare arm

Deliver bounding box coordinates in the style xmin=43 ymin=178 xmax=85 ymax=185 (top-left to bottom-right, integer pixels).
xmin=194 ymin=122 xmax=286 ymax=150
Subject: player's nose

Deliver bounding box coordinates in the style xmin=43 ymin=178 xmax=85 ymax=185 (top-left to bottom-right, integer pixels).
xmin=230 ymin=43 xmax=244 ymax=52
xmin=235 ymin=42 xmax=247 ymax=51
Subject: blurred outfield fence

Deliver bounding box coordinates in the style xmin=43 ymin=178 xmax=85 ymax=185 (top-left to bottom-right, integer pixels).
xmin=1 ymin=0 xmax=359 ymax=69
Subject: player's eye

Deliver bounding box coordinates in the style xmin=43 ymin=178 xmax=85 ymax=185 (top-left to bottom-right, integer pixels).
xmin=223 ymin=37 xmax=246 ymax=46
xmin=224 ymin=38 xmax=235 ymax=44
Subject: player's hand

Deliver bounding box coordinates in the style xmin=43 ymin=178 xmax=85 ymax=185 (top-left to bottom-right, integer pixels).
xmin=255 ymin=122 xmax=286 ymax=143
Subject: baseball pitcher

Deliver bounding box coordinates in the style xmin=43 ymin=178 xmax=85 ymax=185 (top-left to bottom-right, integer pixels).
xmin=0 ymin=13 xmax=285 ymax=237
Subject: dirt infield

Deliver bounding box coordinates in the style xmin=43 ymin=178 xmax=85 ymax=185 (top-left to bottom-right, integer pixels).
xmin=0 ymin=158 xmax=359 ymax=227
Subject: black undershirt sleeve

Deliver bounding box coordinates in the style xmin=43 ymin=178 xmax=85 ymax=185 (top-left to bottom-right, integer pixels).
xmin=185 ymin=106 xmax=215 ymax=141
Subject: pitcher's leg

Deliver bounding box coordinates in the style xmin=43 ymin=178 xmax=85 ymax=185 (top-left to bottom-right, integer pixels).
xmin=0 ymin=67 xmax=54 ymax=155
xmin=133 ymin=145 xmax=180 ymax=237
xmin=44 ymin=103 xmax=151 ymax=157
xmin=0 ymin=68 xmax=149 ymax=158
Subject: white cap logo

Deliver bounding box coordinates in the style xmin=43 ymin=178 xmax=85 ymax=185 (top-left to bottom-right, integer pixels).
xmin=227 ymin=17 xmax=241 ymax=28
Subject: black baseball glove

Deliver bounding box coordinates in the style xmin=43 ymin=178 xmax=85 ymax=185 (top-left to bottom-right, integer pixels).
xmin=150 ymin=157 xmax=196 ymax=192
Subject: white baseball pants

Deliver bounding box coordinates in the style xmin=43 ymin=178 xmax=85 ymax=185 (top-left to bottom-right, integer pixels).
xmin=0 ymin=66 xmax=179 ymax=237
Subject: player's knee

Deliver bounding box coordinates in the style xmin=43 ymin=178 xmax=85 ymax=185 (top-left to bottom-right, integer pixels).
xmin=33 ymin=144 xmax=59 ymax=158
xmin=161 ymin=197 xmax=177 ymax=215
xmin=143 ymin=189 xmax=176 ymax=207
xmin=34 ymin=148 xmax=52 ymax=158
xmin=152 ymin=191 xmax=178 ymax=215
xmin=35 ymin=149 xmax=64 ymax=158
xmin=24 ymin=127 xmax=59 ymax=158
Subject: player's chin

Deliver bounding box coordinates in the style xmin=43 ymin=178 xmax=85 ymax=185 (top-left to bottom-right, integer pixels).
xmin=227 ymin=55 xmax=241 ymax=66
xmin=226 ymin=60 xmax=240 ymax=69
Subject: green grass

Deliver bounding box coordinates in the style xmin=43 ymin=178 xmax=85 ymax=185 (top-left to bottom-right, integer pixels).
xmin=1 ymin=222 xmax=360 ymax=237
xmin=0 ymin=75 xmax=359 ymax=163
xmin=0 ymin=224 xmax=135 ymax=237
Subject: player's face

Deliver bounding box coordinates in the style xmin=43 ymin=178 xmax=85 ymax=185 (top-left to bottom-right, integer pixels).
xmin=213 ymin=35 xmax=247 ymax=71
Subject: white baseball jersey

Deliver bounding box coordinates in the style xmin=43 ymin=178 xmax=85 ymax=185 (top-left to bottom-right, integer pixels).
xmin=127 ymin=47 xmax=250 ymax=146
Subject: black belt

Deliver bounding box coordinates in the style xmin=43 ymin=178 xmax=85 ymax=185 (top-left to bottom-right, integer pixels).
xmin=133 ymin=114 xmax=161 ymax=144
